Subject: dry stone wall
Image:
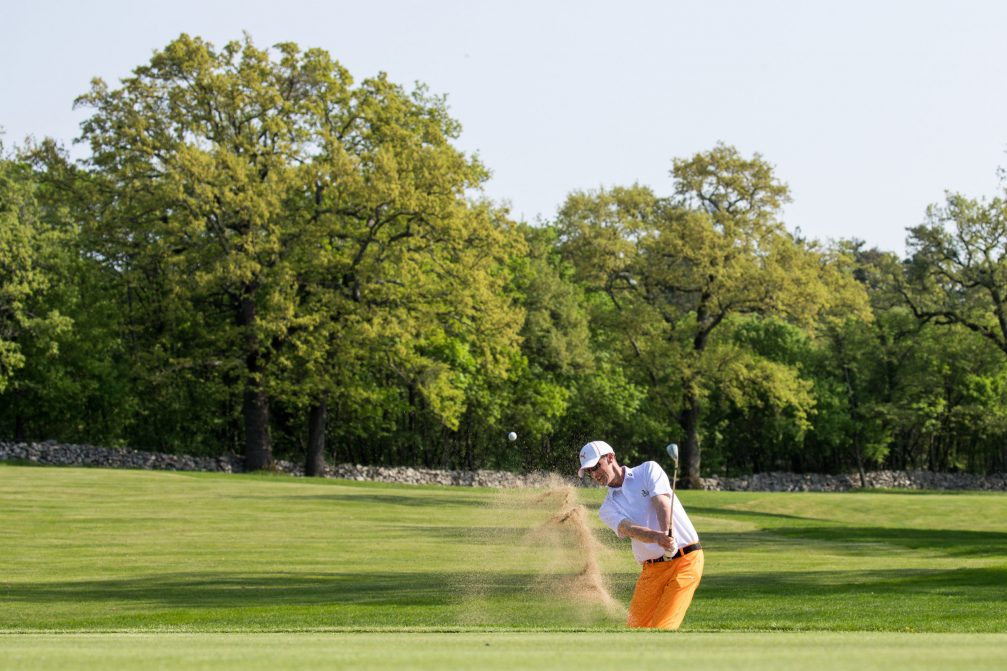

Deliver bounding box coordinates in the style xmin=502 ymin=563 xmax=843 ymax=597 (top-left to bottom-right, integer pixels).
xmin=0 ymin=441 xmax=570 ymax=488
xmin=702 ymin=470 xmax=1007 ymax=492
xmin=2 ymin=441 xmax=1005 ymax=491
xmin=0 ymin=441 xmax=244 ymax=473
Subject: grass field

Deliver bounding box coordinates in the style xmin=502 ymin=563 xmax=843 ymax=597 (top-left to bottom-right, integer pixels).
xmin=2 ymin=463 xmax=1006 ymax=669
xmin=5 ymin=633 xmax=1007 ymax=671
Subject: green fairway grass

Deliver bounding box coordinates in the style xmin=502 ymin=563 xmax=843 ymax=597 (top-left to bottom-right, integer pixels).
xmin=3 ymin=465 xmax=1006 ymax=670
xmin=2 ymin=632 xmax=1007 ymax=671
xmin=2 ymin=463 xmax=1005 ymax=633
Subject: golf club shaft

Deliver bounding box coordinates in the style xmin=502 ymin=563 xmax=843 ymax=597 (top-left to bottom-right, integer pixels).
xmin=668 ymin=463 xmax=678 ymax=545
xmin=664 ymin=442 xmax=680 ymax=552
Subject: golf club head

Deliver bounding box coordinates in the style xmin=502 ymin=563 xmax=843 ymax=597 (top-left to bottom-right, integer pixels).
xmin=666 ymin=443 xmax=679 ymax=463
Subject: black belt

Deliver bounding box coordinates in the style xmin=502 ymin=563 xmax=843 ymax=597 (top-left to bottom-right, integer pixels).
xmin=643 ymin=542 xmax=702 ymax=565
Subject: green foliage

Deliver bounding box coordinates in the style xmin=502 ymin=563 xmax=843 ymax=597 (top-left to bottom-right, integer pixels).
xmin=556 ymin=145 xmax=870 ymax=485
xmin=895 ymin=178 xmax=1007 ymax=471
xmin=0 ymin=156 xmax=72 ymax=396
xmin=8 ymin=36 xmax=1007 ymax=477
xmin=904 ymin=188 xmax=1007 ymax=353
xmin=54 ymin=34 xmax=523 ymax=466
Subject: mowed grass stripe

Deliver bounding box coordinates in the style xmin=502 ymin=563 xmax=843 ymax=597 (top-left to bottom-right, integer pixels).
xmin=2 ymin=633 xmax=1007 ymax=671
xmin=2 ymin=464 xmax=1005 ymax=632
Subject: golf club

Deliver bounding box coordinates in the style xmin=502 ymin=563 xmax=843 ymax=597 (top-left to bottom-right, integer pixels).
xmin=666 ymin=443 xmax=679 ymax=548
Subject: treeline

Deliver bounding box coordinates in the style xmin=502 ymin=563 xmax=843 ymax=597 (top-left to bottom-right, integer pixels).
xmin=3 ymin=35 xmax=1007 ymax=484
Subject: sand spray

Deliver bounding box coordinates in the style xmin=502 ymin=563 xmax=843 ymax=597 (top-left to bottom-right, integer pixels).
xmin=529 ymin=484 xmax=625 ymax=616
xmin=460 ymin=477 xmax=625 ymax=624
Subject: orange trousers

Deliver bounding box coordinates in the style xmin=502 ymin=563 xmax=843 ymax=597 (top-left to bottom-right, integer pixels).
xmin=626 ymin=549 xmax=704 ymax=630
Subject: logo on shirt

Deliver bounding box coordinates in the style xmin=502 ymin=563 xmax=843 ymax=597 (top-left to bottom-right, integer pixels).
xmin=641 ymin=489 xmax=650 ymax=497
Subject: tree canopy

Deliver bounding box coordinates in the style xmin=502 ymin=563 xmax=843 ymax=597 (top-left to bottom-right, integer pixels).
xmin=556 ymin=145 xmax=869 ymax=486
xmin=60 ymin=34 xmax=523 ymax=470
xmin=4 ymin=34 xmax=1007 ymax=479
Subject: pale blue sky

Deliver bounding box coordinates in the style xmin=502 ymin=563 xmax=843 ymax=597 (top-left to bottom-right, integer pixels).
xmin=4 ymin=0 xmax=1007 ymax=254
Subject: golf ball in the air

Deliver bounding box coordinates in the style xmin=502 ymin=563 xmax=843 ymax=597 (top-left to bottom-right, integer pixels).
xmin=507 ymin=431 xmax=517 ymax=442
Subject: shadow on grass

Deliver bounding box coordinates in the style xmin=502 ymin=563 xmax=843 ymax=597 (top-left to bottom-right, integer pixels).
xmin=688 ymin=566 xmax=1007 ymax=631
xmin=390 ymin=525 xmax=552 ymax=545
xmin=390 ymin=516 xmax=1007 ymax=557
xmin=687 ymin=506 xmax=825 ymax=524
xmin=699 ymin=530 xmax=800 ymax=552
xmin=248 ymin=494 xmax=489 ymax=508
xmin=697 ymin=525 xmax=1007 ymax=557
xmin=699 ymin=565 xmax=1007 ymax=599
xmin=2 ymin=571 xmax=533 ymax=609
xmin=769 ymin=526 xmax=1007 ymax=556
xmin=9 ymin=564 xmax=1005 ymax=625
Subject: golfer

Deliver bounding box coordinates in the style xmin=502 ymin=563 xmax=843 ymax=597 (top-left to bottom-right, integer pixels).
xmin=578 ymin=440 xmax=704 ymax=629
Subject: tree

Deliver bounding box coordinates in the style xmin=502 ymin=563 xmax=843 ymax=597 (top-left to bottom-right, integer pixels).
xmin=902 ymin=183 xmax=1007 ymax=355
xmin=1 ymin=146 xmax=134 ymax=445
xmin=73 ymin=34 xmax=520 ymax=469
xmin=275 ymin=200 xmax=525 ymax=474
xmin=0 ymin=154 xmax=72 ymax=416
xmin=492 ymin=223 xmax=593 ymax=471
xmin=557 ymin=145 xmax=868 ymax=487
xmin=703 ymin=315 xmax=819 ymax=475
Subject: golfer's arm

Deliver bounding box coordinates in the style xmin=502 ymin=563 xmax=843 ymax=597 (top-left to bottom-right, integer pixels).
xmin=616 ymin=519 xmax=667 ymax=544
xmin=653 ymin=493 xmax=672 ymax=535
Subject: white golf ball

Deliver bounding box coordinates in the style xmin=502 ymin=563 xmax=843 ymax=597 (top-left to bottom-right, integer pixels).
xmin=507 ymin=431 xmax=517 ymax=442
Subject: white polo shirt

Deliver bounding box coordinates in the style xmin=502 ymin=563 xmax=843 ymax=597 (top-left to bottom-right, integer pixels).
xmin=598 ymin=461 xmax=700 ymax=564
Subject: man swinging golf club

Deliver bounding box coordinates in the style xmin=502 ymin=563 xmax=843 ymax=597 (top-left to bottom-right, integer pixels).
xmin=578 ymin=440 xmax=704 ymax=629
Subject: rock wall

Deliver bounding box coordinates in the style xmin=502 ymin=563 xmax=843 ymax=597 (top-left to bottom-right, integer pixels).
xmin=2 ymin=441 xmax=1005 ymax=491
xmin=702 ymin=470 xmax=1007 ymax=492
xmin=0 ymin=441 xmax=573 ymax=488
xmin=0 ymin=441 xmax=245 ymax=473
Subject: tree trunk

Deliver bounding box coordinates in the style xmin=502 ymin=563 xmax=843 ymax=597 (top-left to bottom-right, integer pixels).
xmin=843 ymin=365 xmax=867 ymax=487
xmin=680 ymin=391 xmax=703 ymax=489
xmin=243 ymin=385 xmax=271 ymax=470
xmin=853 ymin=437 xmax=866 ymax=488
xmin=305 ymin=399 xmax=327 ymax=477
xmin=12 ymin=388 xmax=26 ymax=442
xmin=14 ymin=412 xmax=25 ymax=443
xmin=678 ymin=315 xmax=716 ymax=490
xmin=238 ymin=288 xmax=272 ymax=471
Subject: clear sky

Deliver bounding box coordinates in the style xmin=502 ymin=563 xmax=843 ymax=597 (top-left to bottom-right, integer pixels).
xmin=4 ymin=0 xmax=1007 ymax=254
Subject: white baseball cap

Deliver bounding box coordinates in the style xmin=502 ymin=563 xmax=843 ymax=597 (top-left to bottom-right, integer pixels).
xmin=578 ymin=440 xmax=614 ymax=476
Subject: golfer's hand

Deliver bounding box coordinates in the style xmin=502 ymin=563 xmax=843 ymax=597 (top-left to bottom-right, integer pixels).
xmin=654 ymin=531 xmax=674 ymax=550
